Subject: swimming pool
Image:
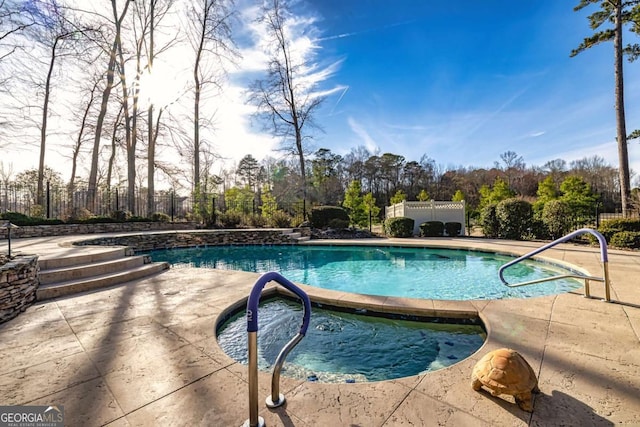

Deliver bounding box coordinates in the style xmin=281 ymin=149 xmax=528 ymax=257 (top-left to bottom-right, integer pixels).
xmin=148 ymin=244 xmax=581 ymax=300
xmin=217 ymin=297 xmax=486 ymax=382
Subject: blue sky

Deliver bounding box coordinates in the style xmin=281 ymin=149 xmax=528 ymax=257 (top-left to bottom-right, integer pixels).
xmin=4 ymin=0 xmax=640 ymax=187
xmin=232 ymin=0 xmax=640 ymax=180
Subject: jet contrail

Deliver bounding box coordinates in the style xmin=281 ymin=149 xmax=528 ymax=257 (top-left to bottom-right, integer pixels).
xmin=331 ymin=86 xmax=350 ymax=115
xmin=316 ymin=19 xmax=417 ymax=42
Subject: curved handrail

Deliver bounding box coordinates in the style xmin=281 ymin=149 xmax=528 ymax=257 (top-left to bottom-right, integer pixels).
xmin=498 ymin=228 xmax=610 ymax=301
xmin=243 ymin=272 xmax=311 ymax=427
xmin=246 ymin=271 xmax=311 ymax=334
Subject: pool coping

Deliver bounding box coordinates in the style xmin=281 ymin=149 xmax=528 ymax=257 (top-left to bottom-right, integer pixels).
xmin=2 ymin=233 xmax=639 ymax=426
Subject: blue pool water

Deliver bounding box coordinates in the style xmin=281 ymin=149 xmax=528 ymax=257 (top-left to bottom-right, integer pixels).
xmin=148 ymin=245 xmax=581 ymax=300
xmin=217 ymin=298 xmax=486 ymax=382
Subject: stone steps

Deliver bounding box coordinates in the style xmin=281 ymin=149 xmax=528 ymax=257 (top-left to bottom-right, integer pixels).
xmin=37 ymin=249 xmax=169 ymax=301
xmin=282 ymin=229 xmax=310 ymax=242
xmin=39 ymin=247 xmax=132 ymax=270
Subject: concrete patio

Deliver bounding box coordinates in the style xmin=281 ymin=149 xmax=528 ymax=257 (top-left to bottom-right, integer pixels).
xmin=1 ymin=235 xmax=639 ymax=426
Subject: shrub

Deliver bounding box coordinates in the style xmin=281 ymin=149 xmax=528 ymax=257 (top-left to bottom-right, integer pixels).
xmin=480 ymin=204 xmax=499 ymax=238
xmin=328 ymin=218 xmax=349 ymax=229
xmin=444 ymin=222 xmax=462 ymax=237
xmin=218 ymin=211 xmax=242 ymax=228
xmin=309 ymin=206 xmax=349 ymax=229
xmin=541 ymin=200 xmax=572 ymax=239
xmin=110 ymin=210 xmax=131 ymax=222
xmin=384 ymin=217 xmax=414 ymax=238
xmin=419 ymin=221 xmax=444 ymax=237
xmin=127 ymin=216 xmax=150 ymax=222
xmin=495 ymin=198 xmax=533 ymax=240
xmin=0 ymin=212 xmax=36 ymax=226
xmin=267 ymin=210 xmax=292 ymax=228
xmin=29 ymin=204 xmax=45 ymax=219
xmin=149 ymin=212 xmax=171 ymax=223
xmin=243 ymin=213 xmax=267 ymax=228
xmin=598 ymin=218 xmax=640 ymax=241
xmin=74 ymin=216 xmax=117 ymax=224
xmin=529 ymin=216 xmax=550 ymax=240
xmin=67 ymin=207 xmax=93 ymax=222
xmin=609 ymin=231 xmax=640 ymax=249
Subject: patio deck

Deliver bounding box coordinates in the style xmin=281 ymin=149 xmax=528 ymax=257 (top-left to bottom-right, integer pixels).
xmin=1 ymin=235 xmax=639 ymax=426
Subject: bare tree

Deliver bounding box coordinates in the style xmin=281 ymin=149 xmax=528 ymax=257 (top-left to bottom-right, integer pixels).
xmin=145 ymin=0 xmax=156 ymax=216
xmin=86 ymin=0 xmax=133 ymax=211
xmin=124 ymin=0 xmax=175 ymax=215
xmin=18 ymin=0 xmax=96 ymax=206
xmin=248 ymin=0 xmax=327 ymax=218
xmin=185 ymin=0 xmax=236 ymax=219
xmin=0 ymin=161 xmax=13 ymax=188
xmin=67 ymin=76 xmax=101 ymax=204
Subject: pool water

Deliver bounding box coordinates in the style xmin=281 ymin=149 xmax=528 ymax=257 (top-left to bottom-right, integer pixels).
xmin=217 ymin=298 xmax=486 ymax=382
xmin=148 ymin=245 xmax=581 ymax=300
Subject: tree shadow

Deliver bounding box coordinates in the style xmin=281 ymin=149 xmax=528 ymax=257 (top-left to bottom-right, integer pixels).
xmin=473 ymin=387 xmax=615 ymax=426
xmin=531 ymin=389 xmax=614 ymax=426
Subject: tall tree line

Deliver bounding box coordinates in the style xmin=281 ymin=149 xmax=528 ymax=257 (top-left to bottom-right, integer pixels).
xmin=0 ymin=0 xmax=237 ymax=217
xmin=226 ymin=149 xmax=626 ymax=216
xmin=0 ymin=1 xmax=638 ymax=219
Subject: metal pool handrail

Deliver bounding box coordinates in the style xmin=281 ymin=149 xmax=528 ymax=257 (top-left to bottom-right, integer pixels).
xmin=498 ymin=228 xmax=611 ymax=302
xmin=242 ymin=272 xmax=311 ymax=427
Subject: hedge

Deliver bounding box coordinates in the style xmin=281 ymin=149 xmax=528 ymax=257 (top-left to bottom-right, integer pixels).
xmin=495 ymin=198 xmax=533 ymax=240
xmin=419 ymin=221 xmax=444 ymax=237
xmin=598 ymin=218 xmax=640 ymax=241
xmin=609 ymin=231 xmax=640 ymax=249
xmin=309 ymin=206 xmax=350 ymax=229
xmin=444 ymin=222 xmax=462 ymax=237
xmin=384 ymin=217 xmax=414 ymax=238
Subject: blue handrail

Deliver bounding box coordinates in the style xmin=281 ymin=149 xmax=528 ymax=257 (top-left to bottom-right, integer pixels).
xmin=498 ymin=228 xmax=611 ymax=301
xmin=247 ymin=271 xmax=311 ymax=334
xmin=243 ymin=272 xmax=311 ymax=427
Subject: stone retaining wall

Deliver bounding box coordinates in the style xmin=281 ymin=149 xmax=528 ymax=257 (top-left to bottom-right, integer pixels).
xmin=0 ymin=228 xmax=309 ymax=323
xmin=0 ymin=255 xmax=39 ymax=324
xmin=73 ymin=229 xmax=307 ymax=251
xmin=0 ymin=222 xmax=197 ymax=239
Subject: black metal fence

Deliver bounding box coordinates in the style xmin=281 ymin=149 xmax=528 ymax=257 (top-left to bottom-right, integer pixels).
xmin=1 ymin=182 xmax=635 ymax=228
xmin=0 ymin=183 xmax=305 ymax=225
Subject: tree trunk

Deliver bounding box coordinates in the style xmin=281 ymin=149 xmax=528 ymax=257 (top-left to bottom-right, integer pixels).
xmin=295 ymin=127 xmax=306 ymax=215
xmin=147 ymin=103 xmax=155 ymax=217
xmin=614 ymin=3 xmax=631 ymax=217
xmin=106 ymin=105 xmax=123 ymax=191
xmin=147 ymin=0 xmax=155 ymax=217
xmin=69 ymin=79 xmax=98 ymax=208
xmin=114 ymin=25 xmax=134 ymax=213
xmin=37 ymin=38 xmax=59 ymax=208
xmin=194 ymin=63 xmax=201 ymax=194
xmin=88 ymin=0 xmax=131 ymax=212
xmin=87 ymin=39 xmax=117 ymax=211
xmin=192 ymin=2 xmax=207 ymax=221
xmin=129 ymin=48 xmax=142 ymax=214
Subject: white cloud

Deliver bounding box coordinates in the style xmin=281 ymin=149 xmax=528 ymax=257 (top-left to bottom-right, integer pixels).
xmin=206 ymin=85 xmax=279 ymax=162
xmin=347 ymin=117 xmax=379 ymax=153
xmin=528 ymin=131 xmax=546 ymax=138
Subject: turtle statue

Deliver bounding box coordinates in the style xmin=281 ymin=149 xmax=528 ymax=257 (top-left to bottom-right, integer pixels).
xmin=471 ymin=348 xmax=540 ymax=412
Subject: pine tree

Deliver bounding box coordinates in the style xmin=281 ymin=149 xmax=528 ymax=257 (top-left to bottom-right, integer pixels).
xmin=571 ymin=0 xmax=633 ymax=216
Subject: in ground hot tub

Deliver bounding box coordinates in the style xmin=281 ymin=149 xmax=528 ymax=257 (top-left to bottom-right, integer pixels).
xmin=217 ymin=297 xmax=486 ymax=382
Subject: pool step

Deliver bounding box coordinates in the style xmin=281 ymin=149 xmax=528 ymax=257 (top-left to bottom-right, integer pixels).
xmin=38 ymin=247 xmax=133 ymax=270
xmin=281 ymin=229 xmax=311 ymax=242
xmin=37 ymin=250 xmax=169 ymax=301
